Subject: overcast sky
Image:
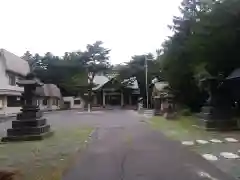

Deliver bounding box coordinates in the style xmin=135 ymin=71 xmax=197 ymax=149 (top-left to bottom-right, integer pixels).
xmin=0 ymin=0 xmax=181 ymax=64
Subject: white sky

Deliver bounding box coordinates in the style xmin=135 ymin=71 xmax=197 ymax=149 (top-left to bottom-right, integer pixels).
xmin=0 ymin=0 xmax=181 ymax=64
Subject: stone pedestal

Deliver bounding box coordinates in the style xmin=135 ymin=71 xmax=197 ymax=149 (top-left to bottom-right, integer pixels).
xmin=154 ymin=97 xmax=161 ymax=116
xmin=2 ymin=108 xmax=53 ymax=141
xmin=197 ymin=106 xmax=238 ymax=131
xmin=197 ymin=77 xmax=238 ymax=131
xmin=2 ymin=73 xmax=53 ymax=142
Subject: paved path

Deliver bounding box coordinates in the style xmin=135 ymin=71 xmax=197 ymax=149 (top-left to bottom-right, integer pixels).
xmin=62 ymin=110 xmax=235 ymax=180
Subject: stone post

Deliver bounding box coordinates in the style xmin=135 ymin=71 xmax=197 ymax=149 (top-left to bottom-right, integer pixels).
xmin=47 ymin=98 xmax=53 ymax=110
xmin=3 ymin=96 xmax=7 ymax=115
xmin=121 ymin=93 xmax=124 ymax=106
xmin=103 ymin=92 xmax=106 ymax=107
xmin=129 ymin=95 xmax=132 ymax=105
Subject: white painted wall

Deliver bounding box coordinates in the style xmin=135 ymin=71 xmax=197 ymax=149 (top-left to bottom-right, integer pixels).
xmin=0 ymin=95 xmax=21 ymax=115
xmin=63 ymin=96 xmax=85 ymax=109
xmin=38 ymin=98 xmax=60 ymax=111
xmin=40 ymin=105 xmax=59 ymax=111
xmin=0 ymin=55 xmax=8 ymax=88
xmin=0 ymin=55 xmax=61 ymax=115
xmin=0 ymin=107 xmax=21 ymax=115
xmin=0 ymin=55 xmax=24 ymax=94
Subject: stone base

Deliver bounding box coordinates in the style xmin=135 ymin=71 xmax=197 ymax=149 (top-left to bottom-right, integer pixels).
xmin=12 ymin=118 xmax=47 ymax=128
xmin=197 ymin=105 xmax=238 ymax=131
xmin=7 ymin=124 xmax=51 ymax=136
xmin=154 ymin=110 xmax=162 ymax=116
xmin=197 ymin=118 xmax=239 ymax=131
xmin=164 ymin=112 xmax=177 ymax=120
xmin=1 ymin=131 xmax=54 ymax=142
xmin=3 ymin=107 xmax=54 ymax=142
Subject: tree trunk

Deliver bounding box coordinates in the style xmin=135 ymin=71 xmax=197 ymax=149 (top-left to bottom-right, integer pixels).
xmin=88 ymin=81 xmax=93 ymax=112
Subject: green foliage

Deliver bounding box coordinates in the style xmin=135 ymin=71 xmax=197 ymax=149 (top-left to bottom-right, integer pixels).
xmin=158 ymin=0 xmax=240 ymax=111
xmin=22 ymin=41 xmax=110 ymax=99
xmin=0 ymin=126 xmax=92 ymax=180
xmin=180 ymin=108 xmax=192 ymax=116
xmin=116 ymin=54 xmax=163 ymax=103
xmin=80 ymin=41 xmax=111 ymax=109
xmin=22 ymin=0 xmax=240 ymax=111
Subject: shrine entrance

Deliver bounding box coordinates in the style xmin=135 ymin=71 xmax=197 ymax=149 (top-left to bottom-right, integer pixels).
xmin=103 ymin=91 xmax=124 ymax=107
xmin=106 ymin=94 xmax=121 ymax=106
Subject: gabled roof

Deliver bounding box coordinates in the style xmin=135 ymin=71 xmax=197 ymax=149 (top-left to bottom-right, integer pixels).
xmin=122 ymin=77 xmax=139 ymax=89
xmin=92 ymin=75 xmax=139 ymax=90
xmin=0 ymin=49 xmax=30 ymax=76
xmin=36 ymin=84 xmax=61 ymax=98
xmin=154 ymin=82 xmax=169 ymax=92
xmin=92 ymin=75 xmax=110 ymax=90
xmin=226 ymin=68 xmax=240 ymax=80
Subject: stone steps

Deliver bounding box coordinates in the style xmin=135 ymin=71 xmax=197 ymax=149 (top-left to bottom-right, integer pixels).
xmin=143 ymin=109 xmax=154 ymax=118
xmin=7 ymin=125 xmax=50 ymax=136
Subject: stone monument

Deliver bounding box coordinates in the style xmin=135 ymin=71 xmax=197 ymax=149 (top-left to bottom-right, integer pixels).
xmin=162 ymin=93 xmax=176 ymax=119
xmin=153 ymin=96 xmax=161 ymax=116
xmin=198 ymin=77 xmax=237 ymax=130
xmin=2 ymin=73 xmax=53 ymax=142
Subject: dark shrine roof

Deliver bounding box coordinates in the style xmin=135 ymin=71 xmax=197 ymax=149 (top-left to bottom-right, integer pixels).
xmin=226 ymin=68 xmax=240 ymax=80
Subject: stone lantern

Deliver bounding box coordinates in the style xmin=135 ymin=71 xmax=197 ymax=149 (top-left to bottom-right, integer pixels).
xmin=198 ymin=77 xmax=236 ymax=130
xmin=2 ymin=73 xmax=53 ymax=142
xmin=161 ymin=93 xmax=176 ymax=119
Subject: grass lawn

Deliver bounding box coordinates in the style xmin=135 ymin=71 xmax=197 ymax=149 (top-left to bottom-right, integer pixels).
xmin=149 ymin=116 xmax=240 ymax=179
xmin=149 ymin=116 xmax=219 ymax=141
xmin=0 ymin=127 xmax=93 ymax=180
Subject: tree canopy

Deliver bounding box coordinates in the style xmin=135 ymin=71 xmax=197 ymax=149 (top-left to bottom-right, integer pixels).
xmin=22 ymin=0 xmax=240 ymax=111
xmin=157 ymin=0 xmax=240 ymax=111
xmin=22 ymin=41 xmax=110 ymax=98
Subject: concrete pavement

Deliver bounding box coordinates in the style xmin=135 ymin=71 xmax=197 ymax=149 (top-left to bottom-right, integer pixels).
xmin=62 ymin=110 xmax=235 ymax=180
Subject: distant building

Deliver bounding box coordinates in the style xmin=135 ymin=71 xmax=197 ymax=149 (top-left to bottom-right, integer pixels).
xmin=151 ymin=82 xmax=169 ymax=99
xmin=0 ymin=49 xmax=30 ymax=115
xmin=63 ymin=75 xmax=140 ymax=109
xmin=36 ymin=84 xmax=62 ymax=111
xmin=0 ymin=49 xmax=61 ymax=115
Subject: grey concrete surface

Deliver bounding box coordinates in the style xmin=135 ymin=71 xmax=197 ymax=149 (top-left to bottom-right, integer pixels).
xmin=60 ymin=110 xmax=235 ymax=180
xmin=0 ymin=110 xmax=236 ymax=179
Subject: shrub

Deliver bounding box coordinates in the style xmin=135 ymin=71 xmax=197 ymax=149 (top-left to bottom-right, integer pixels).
xmin=180 ymin=108 xmax=192 ymax=116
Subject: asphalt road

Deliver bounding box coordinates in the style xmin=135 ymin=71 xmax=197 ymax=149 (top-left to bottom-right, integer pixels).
xmin=62 ymin=110 xmax=235 ymax=180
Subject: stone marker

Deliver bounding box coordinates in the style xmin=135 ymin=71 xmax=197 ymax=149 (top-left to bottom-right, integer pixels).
xmin=225 ymin=138 xmax=238 ymax=143
xmin=2 ymin=73 xmax=53 ymax=142
xmin=202 ymin=154 xmax=218 ymax=161
xmin=209 ymin=139 xmax=223 ymax=143
xmin=181 ymin=141 xmax=194 ymax=145
xmin=220 ymin=152 xmax=239 ymax=159
xmin=196 ymin=140 xmax=209 ymax=144
xmin=198 ymin=77 xmax=237 ymax=131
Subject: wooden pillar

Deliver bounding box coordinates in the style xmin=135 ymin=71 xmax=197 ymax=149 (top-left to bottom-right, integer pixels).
xmin=103 ymin=92 xmax=106 ymax=106
xmin=129 ymin=95 xmax=132 ymax=105
xmin=38 ymin=99 xmax=43 ymax=109
xmin=121 ymin=93 xmax=124 ymax=106
xmin=47 ymin=98 xmax=52 ymax=109
xmin=93 ymin=95 xmax=97 ymax=105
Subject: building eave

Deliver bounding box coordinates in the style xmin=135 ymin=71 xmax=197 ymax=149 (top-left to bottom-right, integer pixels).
xmin=0 ymin=89 xmax=22 ymax=96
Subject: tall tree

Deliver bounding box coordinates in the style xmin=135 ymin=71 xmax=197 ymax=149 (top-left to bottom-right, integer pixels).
xmin=81 ymin=41 xmax=111 ymax=111
xmin=159 ymin=0 xmax=240 ymax=111
xmin=22 ymin=51 xmax=35 ymax=71
xmin=117 ymin=53 xmax=162 ymax=107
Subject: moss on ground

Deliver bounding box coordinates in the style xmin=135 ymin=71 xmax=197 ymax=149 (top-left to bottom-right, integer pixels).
xmin=0 ymin=127 xmax=93 ymax=180
xmin=149 ymin=116 xmax=240 ymax=179
xmin=149 ymin=116 xmax=215 ymax=141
